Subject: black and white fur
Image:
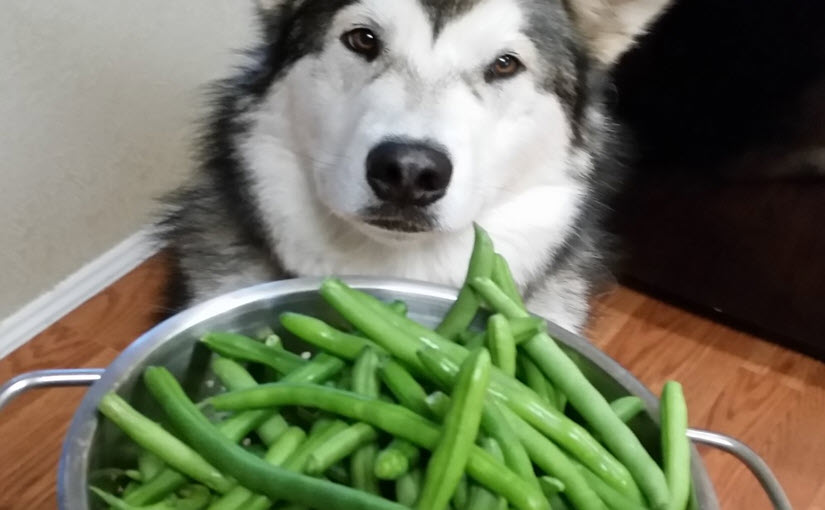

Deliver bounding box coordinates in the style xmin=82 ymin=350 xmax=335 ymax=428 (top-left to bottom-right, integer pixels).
xmin=157 ymin=0 xmax=671 ymax=332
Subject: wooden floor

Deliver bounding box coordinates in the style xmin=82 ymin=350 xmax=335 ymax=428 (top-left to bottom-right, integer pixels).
xmin=1 ymin=254 xmax=824 ymax=509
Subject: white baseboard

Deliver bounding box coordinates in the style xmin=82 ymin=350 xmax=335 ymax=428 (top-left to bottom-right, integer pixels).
xmin=0 ymin=228 xmax=161 ymax=359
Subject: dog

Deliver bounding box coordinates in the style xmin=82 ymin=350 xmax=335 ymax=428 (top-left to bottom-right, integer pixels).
xmin=156 ymin=0 xmax=671 ymax=333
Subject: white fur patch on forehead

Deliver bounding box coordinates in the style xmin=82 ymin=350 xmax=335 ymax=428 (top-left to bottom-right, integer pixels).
xmin=330 ymin=0 xmax=535 ymax=74
xmin=434 ymin=0 xmax=532 ymax=64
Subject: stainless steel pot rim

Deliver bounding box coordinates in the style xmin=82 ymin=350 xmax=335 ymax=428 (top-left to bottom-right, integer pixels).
xmin=0 ymin=276 xmax=778 ymax=509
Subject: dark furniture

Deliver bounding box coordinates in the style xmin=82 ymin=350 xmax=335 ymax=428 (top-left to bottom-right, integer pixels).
xmin=607 ymin=0 xmax=825 ymax=360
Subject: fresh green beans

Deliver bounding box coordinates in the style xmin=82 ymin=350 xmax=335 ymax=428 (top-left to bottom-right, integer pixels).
xmin=351 ymin=349 xmax=382 ymax=494
xmin=378 ymin=358 xmax=432 ymax=417
xmin=611 ymin=396 xmax=646 ymax=423
xmin=519 ymin=356 xmax=561 ymax=410
xmin=144 ymin=367 xmax=408 ymax=510
xmin=126 ymin=355 xmax=343 ymax=506
xmin=501 ymin=405 xmax=608 ymax=510
xmin=416 ymin=344 xmax=638 ymax=500
xmin=95 ymin=225 xmax=698 ymax=510
xmin=481 ymin=400 xmax=539 ymax=490
xmin=396 ymin=469 xmax=423 ymax=507
xmin=661 ymin=381 xmax=690 ymax=510
xmin=98 ymin=393 xmax=235 ymax=494
xmin=575 ymin=463 xmax=649 ymax=510
xmin=280 ymin=313 xmax=380 ymax=360
xmin=375 ymin=439 xmax=420 ymax=480
xmin=466 ymin=438 xmax=508 ymax=510
xmin=388 ymin=300 xmax=408 ymax=316
xmin=488 ymin=314 xmax=517 ymax=376
xmin=491 ymin=253 xmax=525 ymax=309
xmin=201 ymin=332 xmax=305 ymax=375
xmin=137 ymin=451 xmax=164 ymax=483
xmin=307 ymin=423 xmax=378 ymax=476
xmin=417 ymin=349 xmax=491 ymax=510
xmin=470 ymin=276 xmax=529 ymax=320
xmin=210 ymin=383 xmax=548 ymax=510
xmin=212 ymin=357 xmax=257 ymax=389
xmin=436 ymin=224 xmax=495 ymax=339
xmin=209 ymin=427 xmax=306 ymax=510
xmin=523 ymin=332 xmax=668 ymax=508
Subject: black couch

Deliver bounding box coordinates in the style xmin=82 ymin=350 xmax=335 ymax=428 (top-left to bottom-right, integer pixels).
xmin=607 ymin=0 xmax=825 ymax=360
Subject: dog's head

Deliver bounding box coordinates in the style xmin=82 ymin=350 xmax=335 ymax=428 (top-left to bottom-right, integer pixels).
xmin=236 ymin=0 xmax=670 ymax=240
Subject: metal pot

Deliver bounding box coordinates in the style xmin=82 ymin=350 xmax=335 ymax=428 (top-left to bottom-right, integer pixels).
xmin=0 ymin=278 xmax=792 ymax=509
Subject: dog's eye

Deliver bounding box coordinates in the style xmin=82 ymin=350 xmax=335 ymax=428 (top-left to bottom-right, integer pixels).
xmin=486 ymin=54 xmax=524 ymax=81
xmin=342 ymin=28 xmax=380 ymax=61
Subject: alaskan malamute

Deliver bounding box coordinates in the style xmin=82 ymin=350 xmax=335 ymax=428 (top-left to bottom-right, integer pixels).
xmin=157 ymin=0 xmax=671 ymax=332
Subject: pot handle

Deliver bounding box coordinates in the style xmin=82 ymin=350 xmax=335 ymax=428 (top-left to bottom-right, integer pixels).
xmin=0 ymin=369 xmax=105 ymax=412
xmin=688 ymin=428 xmax=792 ymax=510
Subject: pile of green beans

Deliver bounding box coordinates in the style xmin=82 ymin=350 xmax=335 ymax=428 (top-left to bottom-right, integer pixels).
xmin=92 ymin=225 xmax=693 ymax=510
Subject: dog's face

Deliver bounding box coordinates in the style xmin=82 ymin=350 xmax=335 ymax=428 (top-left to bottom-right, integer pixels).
xmin=241 ymin=0 xmax=670 ymax=240
xmin=283 ymin=0 xmax=582 ymax=237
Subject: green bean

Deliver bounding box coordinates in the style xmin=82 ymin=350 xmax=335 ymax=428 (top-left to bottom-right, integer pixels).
xmin=90 ymin=486 xmax=179 ymax=510
xmin=212 ymin=357 xmax=257 ymax=389
xmin=201 ymin=332 xmax=305 ymax=375
xmin=417 ymin=345 xmax=636 ymax=499
xmin=418 ymin=349 xmax=491 ymax=510
xmin=137 ymin=451 xmax=164 ymax=483
xmin=209 ymin=427 xmax=306 ymax=510
xmin=481 ymin=400 xmax=538 ymax=490
xmin=611 ymin=396 xmax=646 ymax=423
xmin=210 ymin=383 xmax=548 ymax=510
xmin=436 ymin=224 xmax=495 ymax=340
xmin=306 ymin=423 xmax=378 ymax=476
xmin=98 ymin=393 xmax=235 ymax=494
xmin=457 ymin=330 xmax=478 ymax=345
xmin=469 ymin=276 xmax=528 ymax=320
xmin=285 ymin=420 xmax=350 ymax=472
xmin=375 ymin=438 xmax=420 ymax=480
xmin=549 ymin=494 xmax=573 ymax=510
xmin=320 ymin=279 xmax=464 ymax=368
xmin=124 ymin=469 xmax=188 ymax=505
xmin=264 ymin=335 xmax=282 ymax=349
xmin=126 ymin=355 xmax=343 ymax=506
xmin=231 ymin=423 xmax=334 ymax=510
xmin=388 ymin=300 xmax=408 ymax=316
xmin=452 ymin=476 xmax=469 ymax=509
xmin=523 ymin=332 xmax=668 ymax=508
xmin=424 ymin=388 xmax=540 ymax=497
xmin=487 ymin=314 xmax=516 ymax=377
xmin=396 ymin=469 xmax=423 ymax=507
xmin=466 ymin=438 xmax=507 ymax=510
xmin=466 ymin=315 xmax=548 ymax=351
xmin=280 ymin=312 xmax=381 ymax=360
xmin=425 ymin=391 xmax=451 ymax=418
xmin=539 ymin=476 xmax=565 ymax=496
xmin=351 ymin=348 xmax=381 ymax=494
xmin=465 ymin=331 xmax=486 ymax=350
xmin=323 ymin=279 xmax=637 ymax=498
xmin=662 ymin=381 xmax=690 ymax=510
xmin=491 ymin=253 xmax=525 ymax=309
xmin=519 ymin=356 xmax=561 ymax=410
xmin=378 ymin=358 xmax=432 ymax=417
xmin=144 ymin=368 xmax=408 ymax=510
xmin=500 ymin=405 xmax=607 ymax=510
xmin=207 ymin=488 xmax=250 ymax=510
xmin=576 ymin=463 xmax=650 ymax=510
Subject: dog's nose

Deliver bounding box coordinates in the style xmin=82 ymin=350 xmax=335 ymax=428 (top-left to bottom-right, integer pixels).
xmin=366 ymin=141 xmax=453 ymax=206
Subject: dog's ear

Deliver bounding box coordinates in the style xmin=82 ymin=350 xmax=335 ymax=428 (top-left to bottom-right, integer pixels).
xmin=565 ymin=0 xmax=673 ymax=65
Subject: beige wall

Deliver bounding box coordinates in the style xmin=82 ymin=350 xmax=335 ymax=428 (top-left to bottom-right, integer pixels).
xmin=0 ymin=2 xmax=257 ymax=318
